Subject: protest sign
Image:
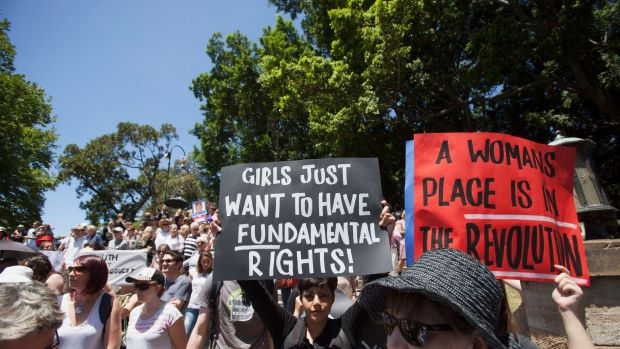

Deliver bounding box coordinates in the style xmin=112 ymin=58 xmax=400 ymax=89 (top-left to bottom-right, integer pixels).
xmin=192 ymin=199 xmax=207 ymax=223
xmin=78 ymin=250 xmax=147 ymax=285
xmin=412 ymin=132 xmax=589 ymax=285
xmin=404 ymin=140 xmax=415 ymax=267
xmin=40 ymin=250 xmax=64 ymax=273
xmin=214 ymin=158 xmax=391 ymax=281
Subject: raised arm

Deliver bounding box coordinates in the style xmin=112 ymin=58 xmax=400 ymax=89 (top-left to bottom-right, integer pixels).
xmin=552 ymin=265 xmax=594 ymax=349
xmin=238 ymin=279 xmax=297 ymax=346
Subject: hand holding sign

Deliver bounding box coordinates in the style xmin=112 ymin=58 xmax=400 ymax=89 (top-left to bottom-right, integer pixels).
xmin=214 ymin=158 xmax=392 ymax=281
xmin=411 ymin=132 xmax=589 ymax=285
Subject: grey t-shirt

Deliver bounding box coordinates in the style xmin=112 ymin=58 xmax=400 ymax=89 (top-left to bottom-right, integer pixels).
xmin=161 ymin=274 xmax=191 ymax=303
xmin=199 ymin=280 xmax=273 ymax=349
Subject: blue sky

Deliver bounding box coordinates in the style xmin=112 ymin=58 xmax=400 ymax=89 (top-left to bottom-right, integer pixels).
xmin=2 ymin=0 xmax=285 ymax=236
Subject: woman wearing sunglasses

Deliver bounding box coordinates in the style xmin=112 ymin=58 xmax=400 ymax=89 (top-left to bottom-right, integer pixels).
xmin=360 ymin=248 xmax=513 ymax=349
xmin=359 ymin=248 xmax=594 ymax=349
xmin=58 ymin=255 xmax=122 ymax=349
xmin=125 ymin=267 xmax=187 ymax=349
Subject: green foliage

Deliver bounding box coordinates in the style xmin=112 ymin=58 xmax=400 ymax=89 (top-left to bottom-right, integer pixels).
xmin=193 ymin=1 xmax=620 ymax=207
xmin=140 ymin=154 xmax=208 ymax=218
xmin=58 ymin=122 xmax=178 ymax=222
xmin=0 ymin=19 xmax=57 ymax=228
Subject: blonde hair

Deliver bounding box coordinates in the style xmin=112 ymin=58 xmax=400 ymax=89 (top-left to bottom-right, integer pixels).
xmin=143 ymin=226 xmax=154 ymax=239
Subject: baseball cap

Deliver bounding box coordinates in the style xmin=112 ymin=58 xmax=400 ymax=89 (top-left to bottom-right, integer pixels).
xmin=125 ymin=267 xmax=165 ymax=285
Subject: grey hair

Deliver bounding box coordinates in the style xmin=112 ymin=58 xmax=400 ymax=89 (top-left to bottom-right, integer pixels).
xmin=0 ymin=282 xmax=63 ymax=340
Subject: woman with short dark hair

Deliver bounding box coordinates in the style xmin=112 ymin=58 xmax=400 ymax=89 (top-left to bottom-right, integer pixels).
xmin=238 ymin=276 xmax=372 ymax=348
xmin=57 ymin=254 xmax=122 ymax=349
xmin=26 ymin=254 xmax=64 ymax=295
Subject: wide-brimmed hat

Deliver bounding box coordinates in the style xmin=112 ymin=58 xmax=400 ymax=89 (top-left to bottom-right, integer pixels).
xmin=0 ymin=265 xmax=33 ymax=283
xmin=125 ymin=267 xmax=165 ymax=285
xmin=360 ymin=248 xmax=506 ymax=349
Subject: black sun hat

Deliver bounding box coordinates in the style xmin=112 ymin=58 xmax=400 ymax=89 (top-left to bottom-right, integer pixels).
xmin=360 ymin=248 xmax=506 ymax=349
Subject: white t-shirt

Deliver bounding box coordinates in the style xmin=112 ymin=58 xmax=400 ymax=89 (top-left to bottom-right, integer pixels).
xmin=154 ymin=229 xmax=170 ymax=249
xmin=188 ymin=272 xmax=211 ymax=309
xmin=62 ymin=235 xmax=87 ymax=266
xmin=58 ymin=292 xmax=105 ymax=349
xmin=126 ymin=303 xmax=183 ymax=349
xmin=165 ymin=235 xmax=184 ymax=252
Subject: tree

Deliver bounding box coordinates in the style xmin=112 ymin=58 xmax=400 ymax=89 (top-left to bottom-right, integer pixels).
xmin=0 ymin=19 xmax=57 ymax=228
xmin=58 ymin=122 xmax=178 ymax=222
xmin=192 ymin=1 xmax=619 ymax=207
xmin=140 ymin=154 xmax=209 ymax=218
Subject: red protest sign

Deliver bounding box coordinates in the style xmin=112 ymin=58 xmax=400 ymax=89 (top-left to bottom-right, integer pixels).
xmin=413 ymin=132 xmax=589 ymax=285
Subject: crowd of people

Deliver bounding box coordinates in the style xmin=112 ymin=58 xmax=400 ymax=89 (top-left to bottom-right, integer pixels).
xmin=0 ymin=201 xmax=596 ymax=349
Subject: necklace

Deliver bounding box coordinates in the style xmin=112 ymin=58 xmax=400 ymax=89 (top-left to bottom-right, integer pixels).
xmin=75 ymin=302 xmax=85 ymax=314
xmin=74 ymin=296 xmax=92 ymax=314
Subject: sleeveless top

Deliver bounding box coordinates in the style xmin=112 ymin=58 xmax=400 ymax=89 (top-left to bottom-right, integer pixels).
xmin=58 ymin=292 xmax=105 ymax=349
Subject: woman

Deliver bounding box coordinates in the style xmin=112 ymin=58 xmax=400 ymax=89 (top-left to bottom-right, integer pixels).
xmin=178 ymin=224 xmax=190 ymax=239
xmin=359 ymin=248 xmax=593 ymax=349
xmin=151 ymin=243 xmax=171 ymax=270
xmin=183 ymin=236 xmax=210 ymax=276
xmin=58 ymin=255 xmax=122 ymax=349
xmin=184 ymin=251 xmax=213 ymax=334
xmin=38 ymin=235 xmax=56 ymax=251
xmin=140 ymin=226 xmax=156 ymax=266
xmin=167 ymin=224 xmax=184 ymax=252
xmin=125 ymin=267 xmax=187 ymax=349
xmin=26 ymin=254 xmax=64 ymax=295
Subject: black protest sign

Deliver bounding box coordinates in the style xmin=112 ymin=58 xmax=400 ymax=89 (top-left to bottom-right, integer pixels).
xmin=213 ymin=158 xmax=392 ymax=281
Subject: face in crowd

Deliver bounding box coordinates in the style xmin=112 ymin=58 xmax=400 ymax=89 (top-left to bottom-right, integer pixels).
xmin=298 ymin=278 xmax=337 ymax=325
xmin=133 ymin=279 xmax=163 ymax=303
xmin=382 ymin=292 xmax=485 ymax=349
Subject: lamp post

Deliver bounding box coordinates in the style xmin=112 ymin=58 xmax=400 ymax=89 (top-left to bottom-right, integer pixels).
xmin=163 ymin=145 xmax=186 ymax=202
xmin=549 ymin=133 xmax=618 ymax=239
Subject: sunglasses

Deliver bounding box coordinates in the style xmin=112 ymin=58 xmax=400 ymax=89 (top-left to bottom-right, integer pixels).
xmin=67 ymin=266 xmax=87 ymax=273
xmin=379 ymin=311 xmax=455 ymax=346
xmin=134 ymin=283 xmax=156 ymax=291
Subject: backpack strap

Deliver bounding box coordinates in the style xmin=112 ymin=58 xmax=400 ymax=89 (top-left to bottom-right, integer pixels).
xmin=99 ymin=293 xmax=113 ymax=344
xmin=207 ymin=280 xmax=223 ymax=346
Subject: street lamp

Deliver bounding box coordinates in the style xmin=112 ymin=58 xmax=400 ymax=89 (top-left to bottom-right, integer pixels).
xmin=163 ymin=145 xmax=187 ymax=208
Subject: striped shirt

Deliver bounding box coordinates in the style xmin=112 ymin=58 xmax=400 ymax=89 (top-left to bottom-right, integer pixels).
xmin=183 ymin=236 xmax=198 ymax=260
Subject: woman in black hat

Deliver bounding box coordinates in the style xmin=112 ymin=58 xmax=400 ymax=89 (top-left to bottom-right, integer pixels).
xmin=359 ymin=248 xmax=594 ymax=349
xmin=360 ymin=248 xmax=509 ymax=348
